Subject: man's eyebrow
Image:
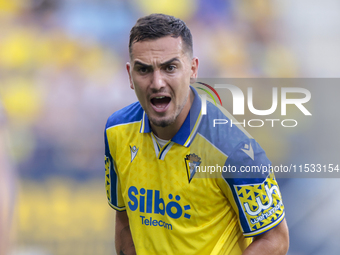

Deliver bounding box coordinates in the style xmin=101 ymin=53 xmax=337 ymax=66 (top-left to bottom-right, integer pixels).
xmin=134 ymin=61 xmax=152 ymax=68
xmin=133 ymin=58 xmax=180 ymax=68
xmin=160 ymin=57 xmax=180 ymax=67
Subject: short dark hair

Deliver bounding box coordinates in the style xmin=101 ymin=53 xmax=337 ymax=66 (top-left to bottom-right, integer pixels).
xmin=129 ymin=13 xmax=193 ymax=57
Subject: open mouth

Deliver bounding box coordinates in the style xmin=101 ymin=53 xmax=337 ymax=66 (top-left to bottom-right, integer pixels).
xmin=151 ymin=96 xmax=171 ymax=110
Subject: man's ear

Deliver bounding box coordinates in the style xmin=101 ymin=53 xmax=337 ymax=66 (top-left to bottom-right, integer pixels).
xmin=126 ymin=62 xmax=134 ymax=90
xmin=190 ymin=57 xmax=199 ymax=84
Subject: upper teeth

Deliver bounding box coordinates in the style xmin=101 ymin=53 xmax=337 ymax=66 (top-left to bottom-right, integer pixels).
xmin=154 ymin=96 xmax=165 ymax=99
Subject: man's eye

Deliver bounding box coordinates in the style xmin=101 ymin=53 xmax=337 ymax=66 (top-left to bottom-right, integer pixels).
xmin=138 ymin=67 xmax=149 ymax=73
xmin=166 ymin=65 xmax=176 ymax=72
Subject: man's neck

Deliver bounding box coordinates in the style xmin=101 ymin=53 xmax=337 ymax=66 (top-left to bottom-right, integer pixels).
xmin=150 ymin=89 xmax=194 ymax=140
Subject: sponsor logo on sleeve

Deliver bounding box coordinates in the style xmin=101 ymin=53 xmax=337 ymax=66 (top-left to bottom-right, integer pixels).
xmin=234 ymin=175 xmax=284 ymax=232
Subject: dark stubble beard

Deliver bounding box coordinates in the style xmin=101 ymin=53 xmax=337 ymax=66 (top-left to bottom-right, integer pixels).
xmin=149 ymin=90 xmax=190 ymax=128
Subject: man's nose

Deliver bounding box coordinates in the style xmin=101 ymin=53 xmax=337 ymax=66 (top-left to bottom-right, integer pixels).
xmin=150 ymin=70 xmax=166 ymax=90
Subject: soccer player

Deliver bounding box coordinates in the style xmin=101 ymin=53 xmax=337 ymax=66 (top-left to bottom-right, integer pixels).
xmin=105 ymin=14 xmax=289 ymax=255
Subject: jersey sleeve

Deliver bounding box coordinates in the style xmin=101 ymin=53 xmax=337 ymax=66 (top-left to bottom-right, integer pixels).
xmin=221 ymin=138 xmax=285 ymax=237
xmin=105 ymin=127 xmax=126 ymax=211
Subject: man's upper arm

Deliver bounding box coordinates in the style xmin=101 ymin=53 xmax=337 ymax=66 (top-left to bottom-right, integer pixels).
xmin=243 ymin=218 xmax=289 ymax=255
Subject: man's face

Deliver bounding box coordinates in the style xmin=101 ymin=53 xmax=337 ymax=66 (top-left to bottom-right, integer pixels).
xmin=127 ymin=36 xmax=198 ymax=128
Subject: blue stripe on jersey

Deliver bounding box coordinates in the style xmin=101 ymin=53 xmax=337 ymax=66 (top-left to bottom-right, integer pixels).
xmin=104 ymin=130 xmax=118 ymax=207
xmin=110 ymin=157 xmax=118 ymax=207
xmin=141 ymin=111 xmax=152 ymax=133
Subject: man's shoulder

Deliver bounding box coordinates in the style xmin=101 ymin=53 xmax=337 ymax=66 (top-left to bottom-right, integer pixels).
xmin=196 ymin=100 xmax=254 ymax=155
xmin=105 ymin=101 xmax=144 ymax=130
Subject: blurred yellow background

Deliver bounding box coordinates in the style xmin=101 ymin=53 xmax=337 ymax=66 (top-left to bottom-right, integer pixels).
xmin=1 ymin=0 xmax=340 ymax=254
xmin=16 ymin=180 xmax=114 ymax=255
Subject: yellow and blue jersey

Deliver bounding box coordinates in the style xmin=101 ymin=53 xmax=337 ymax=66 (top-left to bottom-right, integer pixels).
xmin=104 ymin=87 xmax=285 ymax=255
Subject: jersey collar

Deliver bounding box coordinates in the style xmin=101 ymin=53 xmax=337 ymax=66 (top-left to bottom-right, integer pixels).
xmin=139 ymin=86 xmax=202 ymax=147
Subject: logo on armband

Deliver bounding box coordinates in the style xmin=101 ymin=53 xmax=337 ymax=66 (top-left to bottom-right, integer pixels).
xmin=235 ymin=176 xmax=284 ymax=231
